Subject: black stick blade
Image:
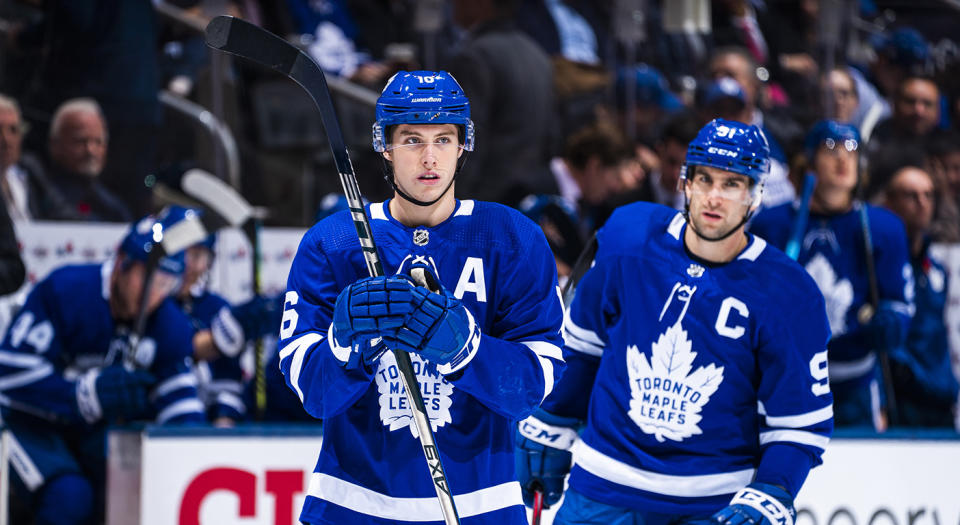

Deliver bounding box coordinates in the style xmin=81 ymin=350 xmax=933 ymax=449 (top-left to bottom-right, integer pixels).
xmin=204 ymin=15 xmax=300 ymax=76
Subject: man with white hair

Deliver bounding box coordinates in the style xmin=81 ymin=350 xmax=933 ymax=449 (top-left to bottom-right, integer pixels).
xmin=44 ymin=98 xmax=130 ymax=222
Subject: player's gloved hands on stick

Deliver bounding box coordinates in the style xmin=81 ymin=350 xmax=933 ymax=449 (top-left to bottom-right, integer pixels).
xmin=515 ymin=409 xmax=579 ymax=508
xmin=711 ymin=482 xmax=796 ymax=525
xmin=385 ymin=263 xmax=480 ymax=374
xmin=332 ymin=275 xmax=415 ymax=368
xmin=75 ymin=365 xmax=155 ymax=424
xmin=862 ymin=301 xmax=905 ymax=352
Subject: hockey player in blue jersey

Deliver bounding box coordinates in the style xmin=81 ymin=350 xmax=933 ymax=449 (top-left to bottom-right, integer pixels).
xmin=516 ymin=119 xmax=833 ymax=525
xmin=0 ymin=206 xmax=206 ymax=525
xmin=749 ymin=120 xmax=913 ymax=431
xmin=277 ymin=70 xmax=565 ymax=524
xmin=172 ymin=220 xmax=248 ymax=425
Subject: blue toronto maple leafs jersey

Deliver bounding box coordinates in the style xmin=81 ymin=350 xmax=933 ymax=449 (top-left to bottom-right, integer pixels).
xmin=541 ymin=202 xmax=832 ymax=514
xmin=278 ymin=200 xmax=565 ymax=525
xmin=749 ymin=202 xmax=913 ymax=386
xmin=0 ymin=262 xmax=204 ymax=425
xmin=178 ymin=290 xmax=246 ymax=421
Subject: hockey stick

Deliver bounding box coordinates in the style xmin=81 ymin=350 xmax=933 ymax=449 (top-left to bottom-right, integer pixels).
xmin=204 ymin=16 xmax=461 ymax=523
xmin=855 ymin=200 xmax=899 ymax=427
xmin=561 ymin=233 xmax=598 ymax=308
xmin=785 ymin=173 xmax=816 ymax=260
xmin=531 ymin=483 xmax=545 ymax=525
xmin=179 ymin=169 xmax=270 ymax=420
xmin=126 ymin=210 xmax=209 ymax=369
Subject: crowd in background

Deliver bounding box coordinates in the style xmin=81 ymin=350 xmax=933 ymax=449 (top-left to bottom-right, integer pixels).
xmin=1 ymin=1 xmax=959 ymax=425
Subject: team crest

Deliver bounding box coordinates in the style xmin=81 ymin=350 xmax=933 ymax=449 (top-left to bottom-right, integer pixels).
xmin=626 ymin=283 xmax=724 ymax=442
xmin=804 ymin=253 xmax=852 ymax=335
xmin=686 ymin=264 xmax=705 ymax=278
xmin=375 ymin=351 xmax=454 ymax=436
xmin=413 ymin=229 xmax=429 ymax=246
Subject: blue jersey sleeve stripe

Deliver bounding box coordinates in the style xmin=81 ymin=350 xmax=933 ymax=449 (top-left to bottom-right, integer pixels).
xmin=761 ymin=404 xmax=833 ymax=428
xmin=156 ymin=398 xmax=205 ymax=423
xmin=306 ymin=472 xmax=522 ymax=521
xmin=759 ymin=429 xmax=830 ymax=450
xmin=279 ymin=332 xmax=325 ymax=402
xmin=0 ymin=350 xmax=46 ymax=368
xmin=0 ymin=364 xmax=53 ymax=391
xmin=153 ymin=372 xmax=198 ymax=399
xmin=211 ymin=307 xmax=245 ymax=358
xmin=573 ymin=440 xmax=756 ymax=497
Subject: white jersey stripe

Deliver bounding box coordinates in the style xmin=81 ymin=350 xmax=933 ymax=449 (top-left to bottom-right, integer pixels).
xmin=521 ymin=340 xmax=564 ymax=361
xmin=572 ymin=441 xmax=755 ymax=497
xmin=759 ymin=429 xmax=830 ymax=450
xmin=0 ymin=364 xmax=53 ymax=391
xmin=369 ymin=202 xmax=388 ymax=221
xmin=763 ymin=404 xmax=834 ymax=428
xmin=153 ymin=372 xmax=198 ymax=399
xmin=306 ymin=473 xmax=522 ymax=521
xmin=454 ymin=200 xmax=475 ymax=216
xmin=564 ymin=310 xmax=605 ymax=347
xmin=828 ymin=352 xmax=876 ymax=381
xmin=0 ymin=350 xmax=45 ymax=368
xmin=280 ymin=333 xmax=324 ymax=403
xmin=156 ymin=398 xmax=205 ymax=424
xmin=520 ymin=341 xmax=563 ymax=400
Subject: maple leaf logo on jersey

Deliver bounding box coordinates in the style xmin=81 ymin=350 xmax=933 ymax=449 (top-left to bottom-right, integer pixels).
xmin=375 ymin=351 xmax=454 ymax=437
xmin=804 ymin=253 xmax=852 ymax=336
xmin=626 ymin=323 xmax=724 ymax=442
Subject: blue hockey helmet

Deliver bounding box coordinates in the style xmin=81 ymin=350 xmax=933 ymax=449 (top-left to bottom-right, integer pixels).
xmin=804 ymin=120 xmax=860 ymax=160
xmin=683 ymin=118 xmax=770 ymax=184
xmin=118 ymin=205 xmax=203 ymax=276
xmin=372 ymin=70 xmax=475 ymax=152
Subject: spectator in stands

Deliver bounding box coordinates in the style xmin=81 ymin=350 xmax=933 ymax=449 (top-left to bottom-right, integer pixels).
xmin=615 ymin=64 xmax=685 ymax=146
xmin=869 ymin=76 xmax=945 ymax=191
xmin=924 ymin=131 xmax=960 ymax=242
xmin=825 ymin=67 xmax=860 ymax=125
xmin=646 ymin=111 xmax=701 ymax=211
xmin=750 ymin=120 xmax=913 ymax=432
xmin=709 ymin=47 xmax=796 ymax=207
xmin=44 ymin=99 xmax=130 ymax=223
xmin=0 ymin=94 xmax=66 ymax=221
xmin=550 ymin=120 xmax=635 ymax=234
xmin=13 ymin=0 xmax=162 ymax=216
xmin=447 ymin=0 xmax=558 ymax=205
xmin=286 ymin=0 xmax=395 ymax=86
xmin=698 ymin=77 xmax=751 ymax=125
xmin=882 ymin=166 xmax=959 ymax=429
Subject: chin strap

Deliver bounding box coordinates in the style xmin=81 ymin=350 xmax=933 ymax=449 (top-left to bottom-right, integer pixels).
xmin=380 ymin=156 xmax=469 ymax=207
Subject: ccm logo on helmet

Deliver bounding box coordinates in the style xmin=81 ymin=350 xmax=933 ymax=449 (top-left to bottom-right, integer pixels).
xmin=707 ymin=146 xmax=739 ymax=158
